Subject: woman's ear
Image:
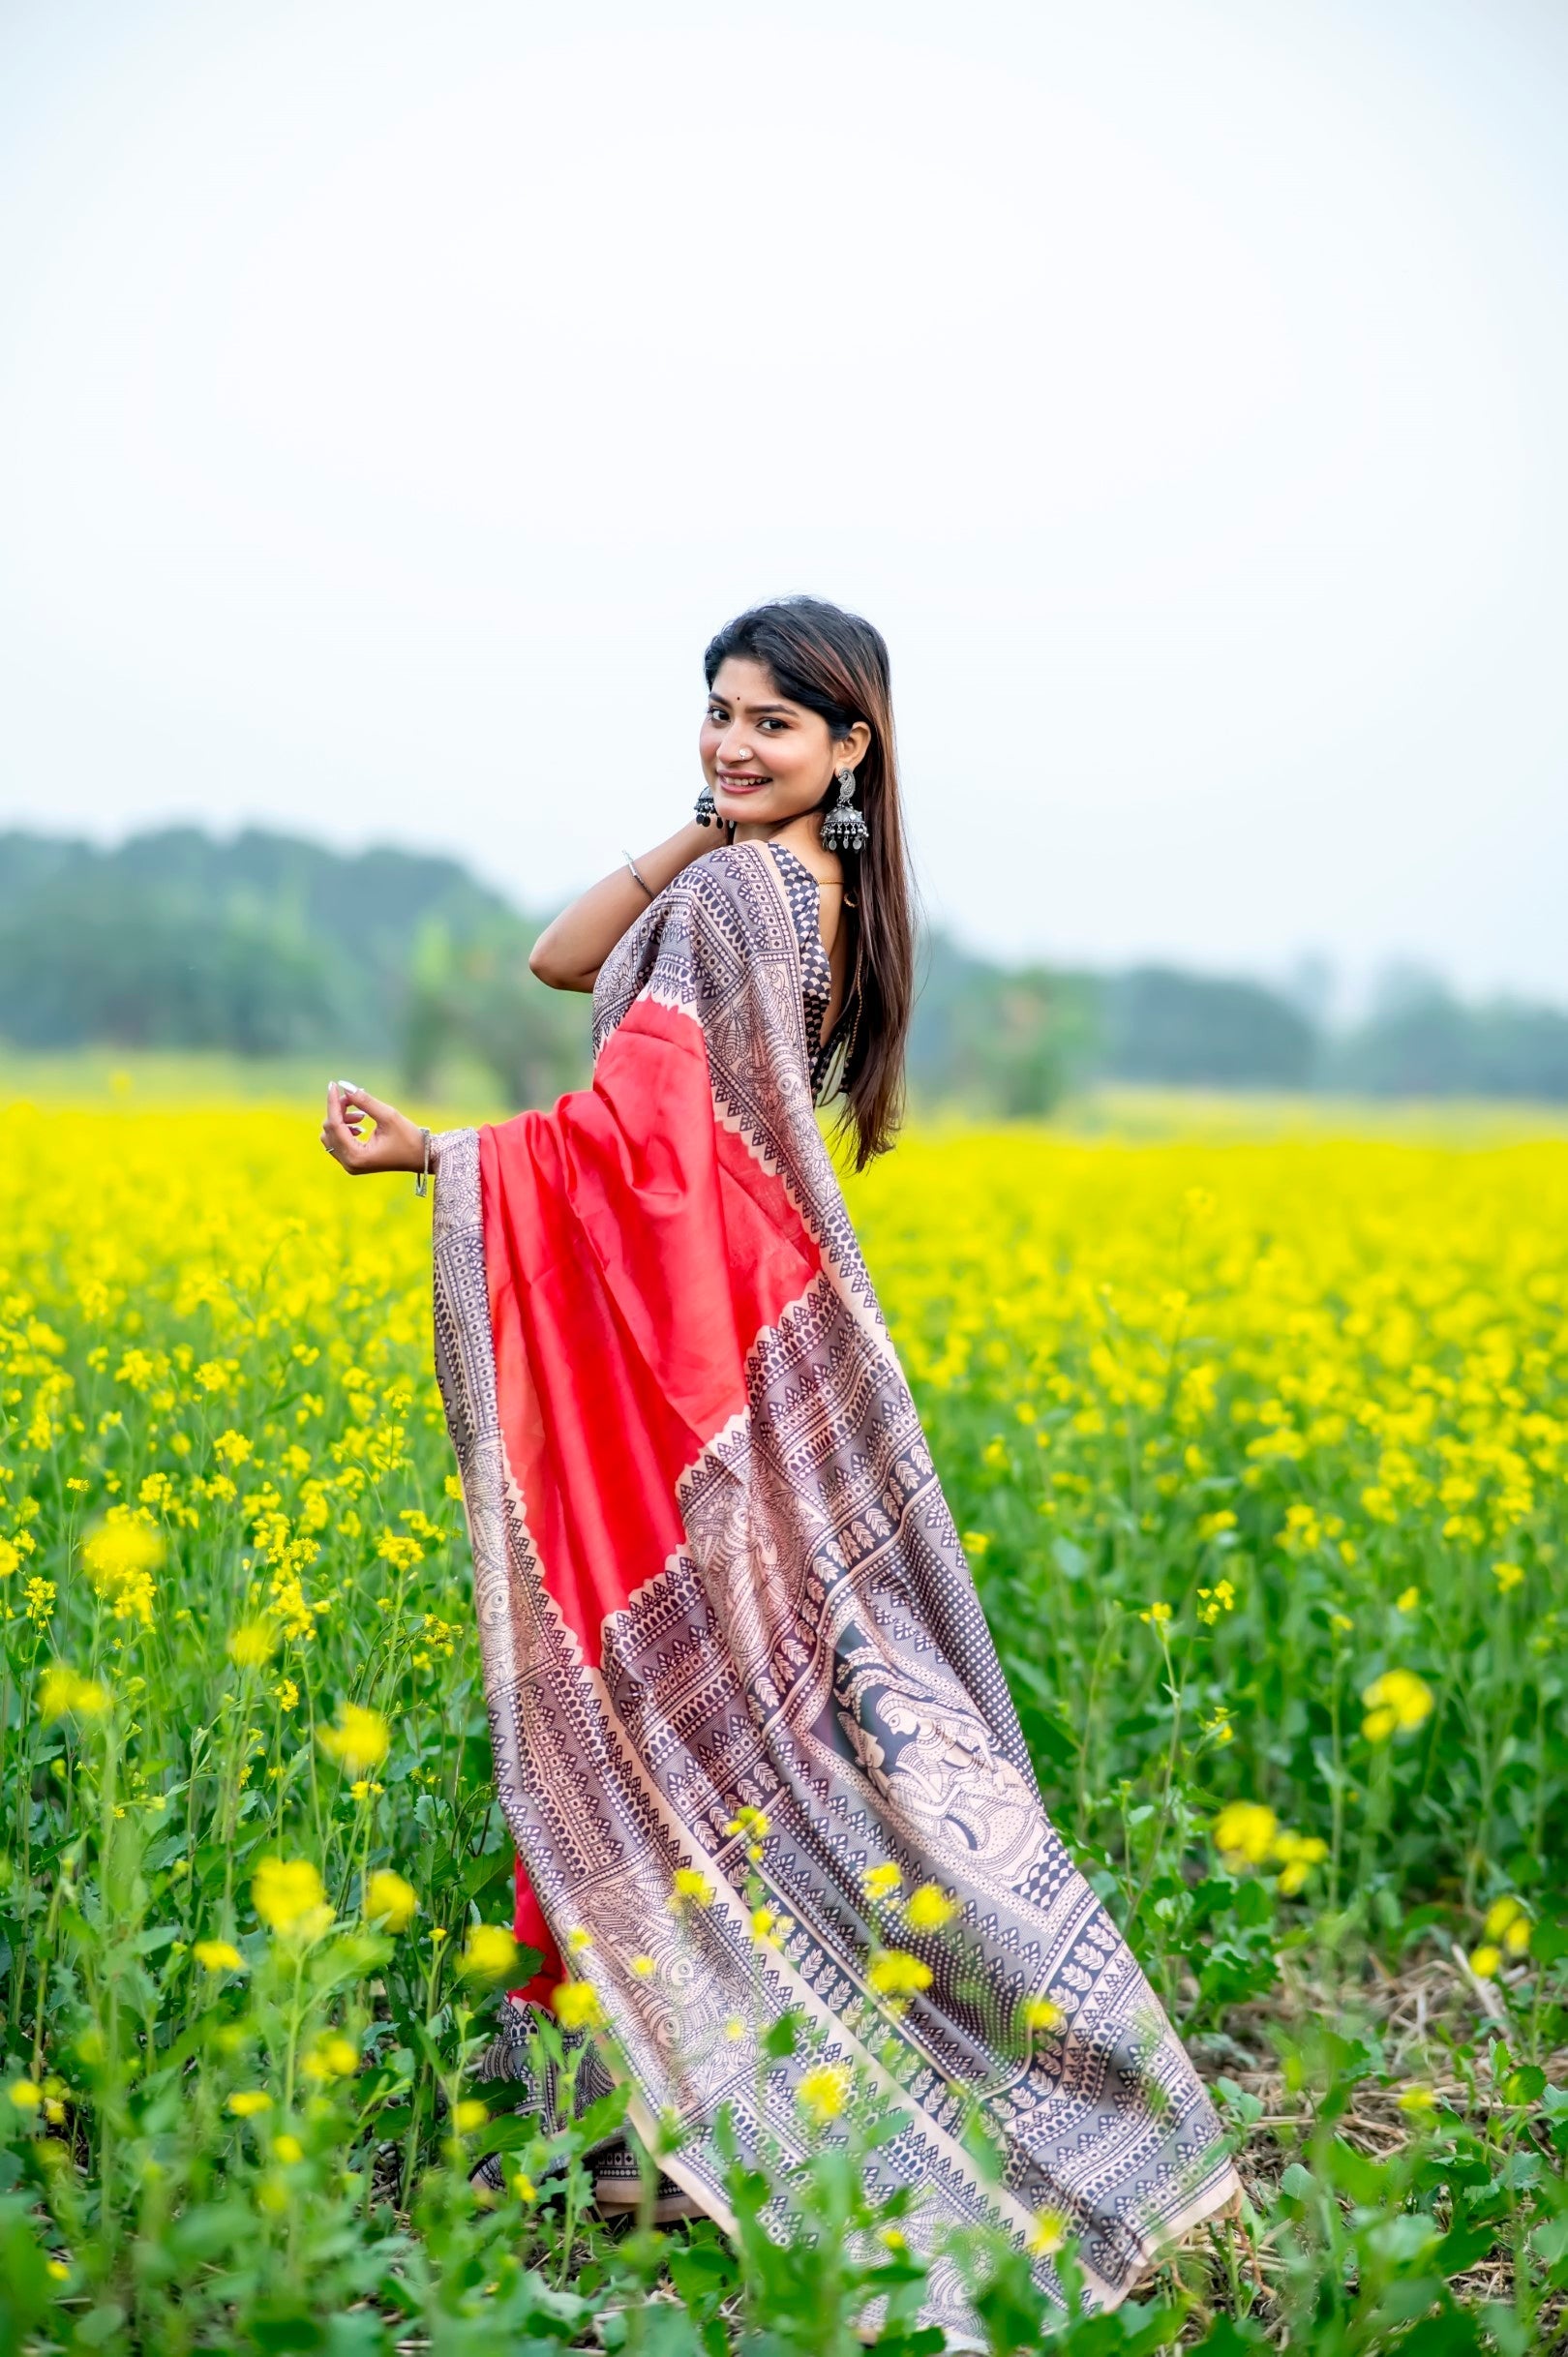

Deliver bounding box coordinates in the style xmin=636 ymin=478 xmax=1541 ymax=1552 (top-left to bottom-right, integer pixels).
xmin=835 ymin=719 xmax=873 ymax=771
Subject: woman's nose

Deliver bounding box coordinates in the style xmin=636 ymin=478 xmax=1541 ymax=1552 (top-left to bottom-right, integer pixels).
xmin=718 ymin=725 xmax=754 ymax=763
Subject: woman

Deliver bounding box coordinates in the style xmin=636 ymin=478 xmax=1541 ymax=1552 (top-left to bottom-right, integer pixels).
xmin=319 ymin=597 xmax=1237 ymax=2335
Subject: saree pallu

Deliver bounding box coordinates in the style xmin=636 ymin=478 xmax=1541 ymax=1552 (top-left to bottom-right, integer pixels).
xmin=432 ymin=841 xmax=1237 ymax=2336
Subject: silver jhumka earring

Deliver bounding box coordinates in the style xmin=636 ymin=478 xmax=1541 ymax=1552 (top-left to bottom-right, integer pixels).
xmin=819 ymin=767 xmax=869 ymax=854
xmin=694 ymin=784 xmax=719 ymax=827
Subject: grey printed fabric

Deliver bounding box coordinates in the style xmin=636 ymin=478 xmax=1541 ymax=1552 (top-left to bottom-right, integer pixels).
xmin=431 ymin=841 xmax=1238 ymax=2338
xmin=767 ymin=839 xmax=840 ymax=1094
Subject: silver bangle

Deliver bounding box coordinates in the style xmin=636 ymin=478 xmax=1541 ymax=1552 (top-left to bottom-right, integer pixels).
xmin=414 ymin=1126 xmax=432 ymax=1197
xmin=622 ymin=850 xmax=654 ymax=898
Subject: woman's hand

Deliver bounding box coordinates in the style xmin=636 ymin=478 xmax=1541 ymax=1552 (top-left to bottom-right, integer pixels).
xmin=319 ymin=1080 xmax=427 ymax=1176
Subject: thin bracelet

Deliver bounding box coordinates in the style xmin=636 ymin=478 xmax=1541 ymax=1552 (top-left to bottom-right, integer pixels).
xmin=622 ymin=850 xmax=654 ymax=898
xmin=414 ymin=1127 xmax=432 ymax=1198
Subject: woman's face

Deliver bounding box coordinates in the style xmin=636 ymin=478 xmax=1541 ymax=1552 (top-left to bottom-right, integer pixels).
xmin=699 ymin=656 xmax=868 ymax=833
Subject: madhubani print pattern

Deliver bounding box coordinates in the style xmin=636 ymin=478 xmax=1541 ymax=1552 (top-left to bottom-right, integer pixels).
xmin=433 ymin=842 xmax=1238 ymax=2338
xmin=766 ymin=840 xmax=839 ymax=1097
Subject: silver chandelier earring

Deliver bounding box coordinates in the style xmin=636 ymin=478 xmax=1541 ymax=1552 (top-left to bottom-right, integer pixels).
xmin=819 ymin=767 xmax=869 ymax=855
xmin=694 ymin=783 xmax=719 ymax=827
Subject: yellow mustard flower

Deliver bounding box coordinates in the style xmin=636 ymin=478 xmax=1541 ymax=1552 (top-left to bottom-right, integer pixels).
xmin=318 ymin=1701 xmax=391 ymax=1776
xmin=797 ymin=2064 xmax=852 ymax=2125
xmin=226 ymin=1621 xmax=278 ymax=1669
xmin=459 ymin=1924 xmax=518 ymax=1983
xmin=364 ymin=1870 xmax=418 ymax=1932
xmin=552 ymin=1980 xmax=604 ymax=2032
xmin=1029 ymin=2209 xmax=1068 ymax=2255
xmin=868 ymin=1949 xmax=933 ymax=1997
xmin=1361 ymin=1668 xmax=1434 ymax=1742
xmin=38 ymin=1666 xmax=112 ymax=1722
xmin=252 ymin=1858 xmax=331 ymax=1940
xmin=1214 ymin=1801 xmax=1278 ymax=1867
xmin=193 ymin=1939 xmax=246 ymax=1974
xmin=902 ymin=1884 xmax=956 ymax=1934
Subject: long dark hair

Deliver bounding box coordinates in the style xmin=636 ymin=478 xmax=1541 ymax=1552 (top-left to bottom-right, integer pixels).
xmin=703 ymin=595 xmax=915 ymax=1169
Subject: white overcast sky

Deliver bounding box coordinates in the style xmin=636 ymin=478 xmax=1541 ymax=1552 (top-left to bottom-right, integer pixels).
xmin=2 ymin=0 xmax=1565 ymax=1011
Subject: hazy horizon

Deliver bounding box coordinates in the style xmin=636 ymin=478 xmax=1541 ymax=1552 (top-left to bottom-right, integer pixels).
xmin=3 ymin=0 xmax=1565 ymax=1022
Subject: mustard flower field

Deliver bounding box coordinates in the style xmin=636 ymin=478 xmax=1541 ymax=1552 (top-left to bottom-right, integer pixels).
xmin=3 ymin=1093 xmax=1567 ymax=2352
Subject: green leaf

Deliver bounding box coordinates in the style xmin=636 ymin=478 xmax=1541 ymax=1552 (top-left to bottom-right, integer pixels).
xmin=463 ymin=1848 xmax=516 ymax=1902
xmin=1432 ymin=2221 xmax=1501 ymax=2276
xmin=1214 ymin=2076 xmax=1263 ymax=2129
xmin=168 ymin=2203 xmax=247 ymax=2263
xmin=862 ymin=2104 xmax=914 ymax=2153
xmin=128 ymin=1922 xmax=182 ymax=1956
xmin=635 ymin=2310 xmax=703 ymax=2355
xmin=1530 ymin=1918 xmax=1568 ymax=1966
xmin=1191 ymin=2321 xmax=1270 ymax=2353
xmin=76 ymin=2307 xmax=130 ymax=2349
xmin=1327 ymin=2134 xmax=1391 ymax=2206
xmin=1017 ymin=1700 xmax=1078 ymax=1770
xmin=666 ymin=2243 xmax=739 ymax=2309
xmin=1384 ymin=2311 xmax=1483 ymax=2356
xmin=763 ymin=2009 xmax=803 ymax=2061
xmin=470 ymin=2110 xmax=547 ymax=2159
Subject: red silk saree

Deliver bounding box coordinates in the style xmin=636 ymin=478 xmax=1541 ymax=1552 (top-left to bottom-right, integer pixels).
xmin=432 ymin=841 xmax=1237 ymax=2333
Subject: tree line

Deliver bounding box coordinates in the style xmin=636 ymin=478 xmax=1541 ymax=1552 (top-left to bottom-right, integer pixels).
xmin=4 ymin=826 xmax=1566 ymax=1117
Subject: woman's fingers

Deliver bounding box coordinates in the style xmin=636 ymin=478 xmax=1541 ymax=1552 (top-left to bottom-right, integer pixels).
xmin=343 ymin=1087 xmax=401 ymax=1126
xmin=322 ymin=1082 xmax=373 ymax=1170
xmin=321 ymin=1079 xmax=414 ymax=1174
xmin=326 ymin=1081 xmax=371 ymax=1135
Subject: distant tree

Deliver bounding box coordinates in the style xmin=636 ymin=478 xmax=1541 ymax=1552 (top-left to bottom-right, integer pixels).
xmin=0 ymin=877 xmax=335 ymax=1052
xmin=0 ymin=826 xmax=526 ymax=1061
xmin=1099 ymin=966 xmax=1316 ymax=1087
xmin=1469 ymin=1002 xmax=1568 ymax=1099
xmin=402 ymin=919 xmax=590 ymax=1109
xmin=1328 ymin=977 xmax=1568 ymax=1101
xmin=906 ymin=933 xmax=1096 ymax=1117
xmin=11 ymin=822 xmax=1568 ymax=1109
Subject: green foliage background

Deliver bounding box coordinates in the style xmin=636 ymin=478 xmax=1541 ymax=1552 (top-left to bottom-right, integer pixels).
xmin=11 ymin=827 xmax=1568 ymax=1118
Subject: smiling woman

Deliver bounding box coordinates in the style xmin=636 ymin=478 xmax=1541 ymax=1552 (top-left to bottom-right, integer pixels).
xmin=528 ymin=597 xmax=915 ymax=1170
xmin=317 ymin=595 xmax=1237 ymax=2338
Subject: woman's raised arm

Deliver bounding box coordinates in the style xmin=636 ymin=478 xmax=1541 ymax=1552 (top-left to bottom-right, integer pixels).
xmin=528 ymin=820 xmax=714 ymax=991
